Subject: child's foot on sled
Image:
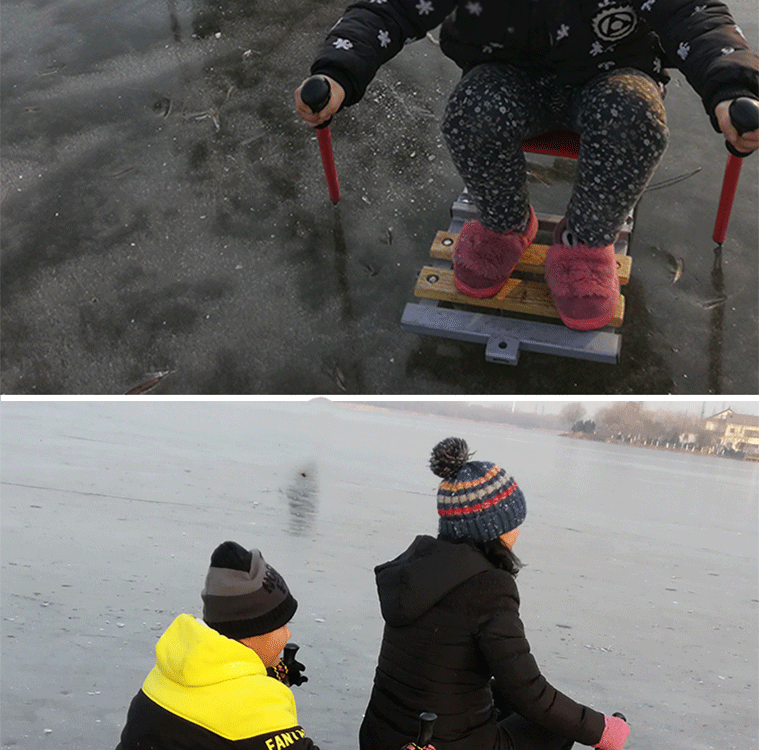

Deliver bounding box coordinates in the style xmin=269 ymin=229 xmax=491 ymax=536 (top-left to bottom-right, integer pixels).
xmin=453 ymin=207 xmax=538 ymax=298
xmin=545 ymin=219 xmax=620 ymax=331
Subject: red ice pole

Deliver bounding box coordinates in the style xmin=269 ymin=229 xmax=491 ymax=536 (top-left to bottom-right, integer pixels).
xmin=712 ymin=154 xmax=743 ymax=245
xmin=315 ymin=127 xmax=340 ymax=204
xmin=712 ymin=98 xmax=759 ymax=245
xmin=301 ymin=76 xmax=341 ymax=204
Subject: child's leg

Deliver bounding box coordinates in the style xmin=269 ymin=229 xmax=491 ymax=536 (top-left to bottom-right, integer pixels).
xmin=544 ymin=69 xmax=668 ymax=330
xmin=442 ymin=63 xmax=556 ymax=232
xmin=566 ymin=68 xmax=669 ymax=246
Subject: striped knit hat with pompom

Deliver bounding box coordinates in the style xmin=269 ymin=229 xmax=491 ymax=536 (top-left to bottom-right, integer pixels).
xmin=430 ymin=437 xmax=526 ymax=542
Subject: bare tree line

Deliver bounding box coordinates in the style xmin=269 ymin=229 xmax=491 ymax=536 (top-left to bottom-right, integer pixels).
xmin=559 ymin=401 xmax=720 ymax=448
xmin=363 ymin=401 xmax=725 ymax=448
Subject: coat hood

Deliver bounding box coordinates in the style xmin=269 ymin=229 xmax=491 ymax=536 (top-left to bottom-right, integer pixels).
xmin=375 ymin=536 xmax=494 ymax=627
xmin=150 ymin=613 xmax=263 ymax=687
xmin=141 ymin=613 xmax=298 ymax=740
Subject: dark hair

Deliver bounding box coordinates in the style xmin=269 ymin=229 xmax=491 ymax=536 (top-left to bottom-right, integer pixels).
xmin=441 ymin=536 xmax=523 ymax=576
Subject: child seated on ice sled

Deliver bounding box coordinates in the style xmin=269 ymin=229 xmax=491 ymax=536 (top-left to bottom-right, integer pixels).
xmin=116 ymin=542 xmax=319 ymax=750
xmin=295 ymin=0 xmax=759 ymax=331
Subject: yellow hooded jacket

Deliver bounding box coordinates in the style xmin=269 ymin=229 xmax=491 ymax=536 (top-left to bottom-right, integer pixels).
xmin=116 ymin=614 xmax=319 ymax=750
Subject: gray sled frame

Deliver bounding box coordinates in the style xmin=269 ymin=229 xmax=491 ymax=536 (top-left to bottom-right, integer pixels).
xmin=400 ymin=191 xmax=634 ymax=365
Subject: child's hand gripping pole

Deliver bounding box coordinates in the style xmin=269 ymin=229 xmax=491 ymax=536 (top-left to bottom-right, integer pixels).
xmin=300 ymin=76 xmax=341 ymax=204
xmin=268 ymin=643 xmax=308 ymax=686
xmin=713 ymin=98 xmax=759 ymax=244
xmin=401 ymin=712 xmax=437 ymax=750
xmin=594 ymin=712 xmax=629 ymax=750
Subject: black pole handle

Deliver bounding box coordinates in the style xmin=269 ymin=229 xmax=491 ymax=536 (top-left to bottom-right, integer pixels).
xmin=725 ymin=97 xmax=759 ymax=157
xmin=301 ymin=76 xmax=333 ymax=129
xmin=416 ymin=712 xmax=437 ymax=746
xmin=612 ymin=712 xmax=627 ymax=723
xmin=283 ymin=642 xmax=299 ymax=666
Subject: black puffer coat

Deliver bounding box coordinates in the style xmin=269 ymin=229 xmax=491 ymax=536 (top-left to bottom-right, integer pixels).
xmin=311 ymin=0 xmax=758 ymax=129
xmin=358 ymin=536 xmax=605 ymax=750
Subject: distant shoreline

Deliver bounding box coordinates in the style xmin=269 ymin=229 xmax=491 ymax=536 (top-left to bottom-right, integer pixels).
xmin=338 ymin=402 xmax=758 ymax=462
xmin=562 ymin=430 xmax=758 ymax=461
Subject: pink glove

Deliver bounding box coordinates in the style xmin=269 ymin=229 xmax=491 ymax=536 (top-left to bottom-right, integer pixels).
xmin=593 ymin=715 xmax=630 ymax=750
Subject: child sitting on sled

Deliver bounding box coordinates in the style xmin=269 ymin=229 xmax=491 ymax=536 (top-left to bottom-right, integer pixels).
xmin=295 ymin=0 xmax=758 ymax=330
xmin=115 ymin=542 xmax=319 ymax=750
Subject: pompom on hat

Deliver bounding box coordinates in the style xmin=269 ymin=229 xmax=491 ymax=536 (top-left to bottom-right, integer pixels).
xmin=430 ymin=437 xmax=526 ymax=543
xmin=201 ymin=541 xmax=297 ymax=639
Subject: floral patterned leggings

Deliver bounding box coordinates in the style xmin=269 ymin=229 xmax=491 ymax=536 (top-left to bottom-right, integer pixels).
xmin=441 ymin=63 xmax=669 ymax=247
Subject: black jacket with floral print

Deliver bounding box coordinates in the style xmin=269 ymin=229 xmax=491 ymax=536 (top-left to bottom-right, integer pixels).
xmin=310 ymin=0 xmax=758 ymax=128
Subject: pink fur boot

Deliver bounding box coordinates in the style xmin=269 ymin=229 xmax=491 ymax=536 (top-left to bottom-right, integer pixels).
xmin=544 ymin=221 xmax=620 ymax=331
xmin=453 ymin=207 xmax=538 ymax=298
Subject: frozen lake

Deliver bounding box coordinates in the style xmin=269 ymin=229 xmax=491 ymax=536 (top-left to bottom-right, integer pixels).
xmin=1 ymin=400 xmax=757 ymax=749
xmin=1 ymin=0 xmax=757 ymax=393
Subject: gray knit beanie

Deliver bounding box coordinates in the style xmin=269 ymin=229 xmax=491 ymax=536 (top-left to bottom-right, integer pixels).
xmin=201 ymin=541 xmax=297 ymax=639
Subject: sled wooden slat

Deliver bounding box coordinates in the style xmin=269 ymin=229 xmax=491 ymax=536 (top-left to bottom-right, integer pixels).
xmin=413 ymin=266 xmax=625 ymax=328
xmin=429 ymin=231 xmax=632 ymax=285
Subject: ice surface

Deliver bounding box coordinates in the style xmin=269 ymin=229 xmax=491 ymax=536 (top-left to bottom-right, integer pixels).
xmin=1 ymin=401 xmax=757 ymax=749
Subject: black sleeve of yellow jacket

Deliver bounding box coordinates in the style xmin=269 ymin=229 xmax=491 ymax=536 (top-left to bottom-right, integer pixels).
xmin=472 ymin=570 xmax=605 ymax=746
xmin=116 ymin=690 xmax=321 ymax=750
